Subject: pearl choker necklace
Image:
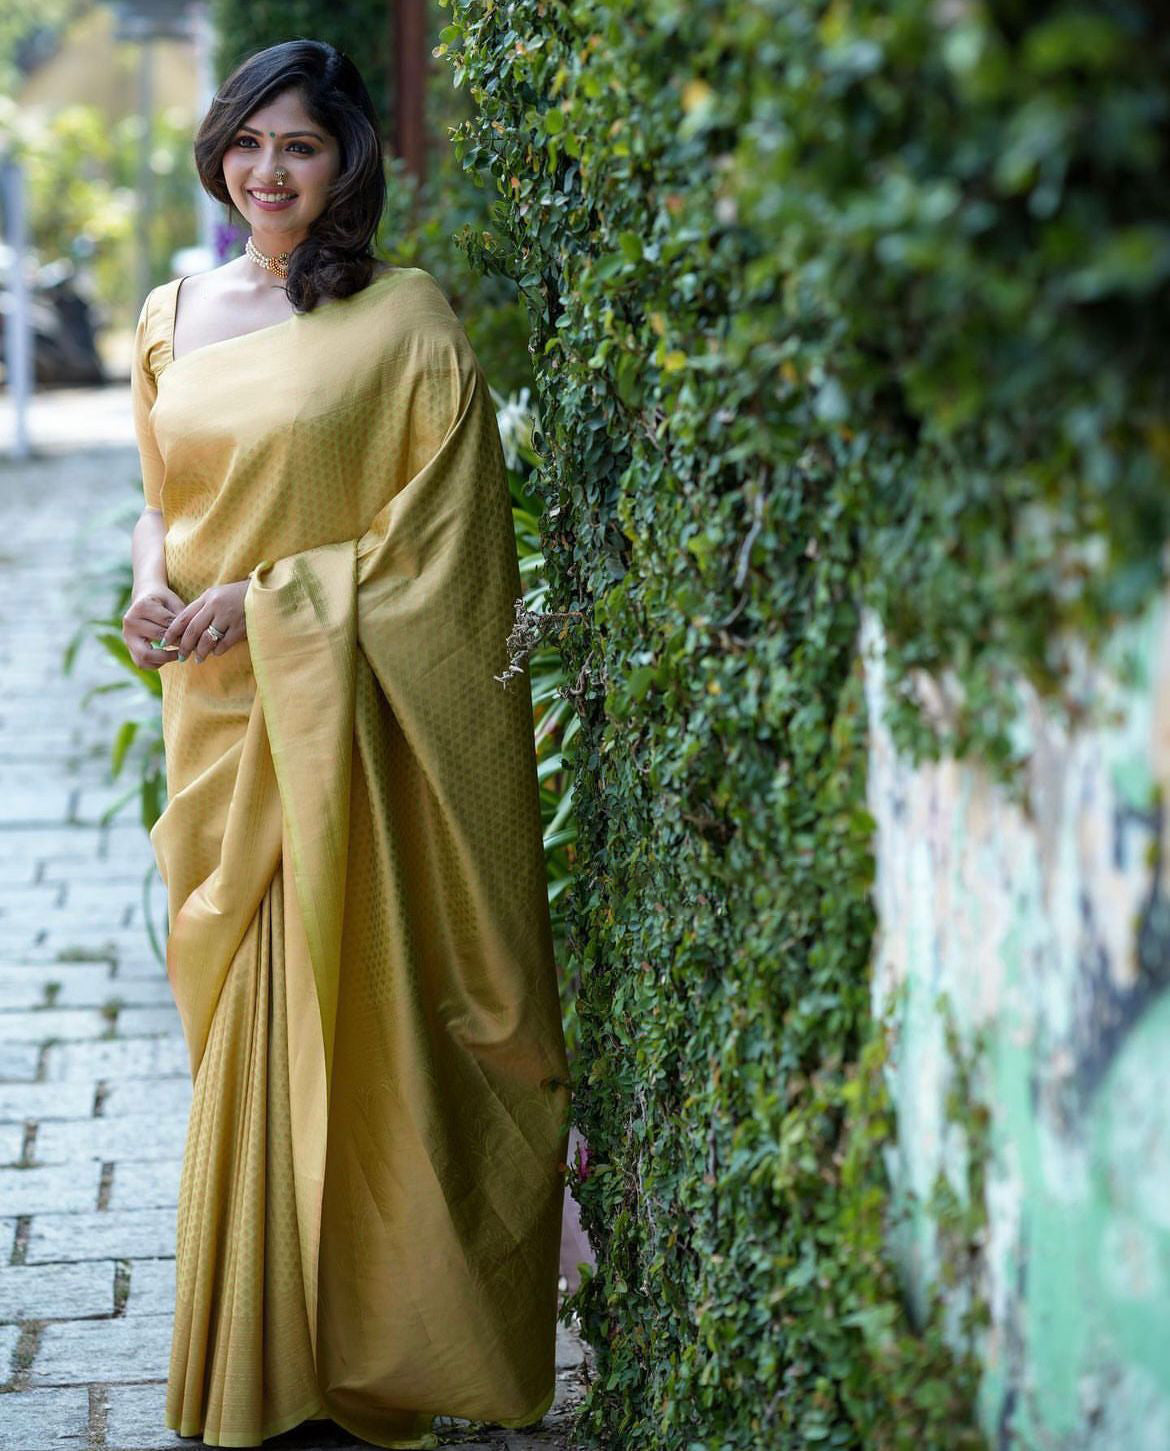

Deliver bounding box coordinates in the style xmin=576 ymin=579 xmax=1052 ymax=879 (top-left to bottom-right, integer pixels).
xmin=245 ymin=235 xmax=291 ymax=280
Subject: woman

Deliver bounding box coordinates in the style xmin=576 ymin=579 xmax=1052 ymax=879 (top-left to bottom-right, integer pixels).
xmin=124 ymin=39 xmax=572 ymax=1450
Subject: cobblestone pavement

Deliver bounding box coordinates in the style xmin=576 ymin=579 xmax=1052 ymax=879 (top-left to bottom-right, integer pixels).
xmin=0 ymin=389 xmax=594 ymax=1451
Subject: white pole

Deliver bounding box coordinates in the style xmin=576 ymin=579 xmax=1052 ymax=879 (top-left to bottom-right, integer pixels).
xmin=135 ymin=37 xmax=154 ymax=307
xmin=192 ymin=0 xmax=219 ymax=266
xmin=2 ymin=158 xmax=32 ymax=460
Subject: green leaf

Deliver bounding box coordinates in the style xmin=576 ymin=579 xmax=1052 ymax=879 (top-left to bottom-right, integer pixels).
xmin=110 ymin=720 xmax=139 ymax=779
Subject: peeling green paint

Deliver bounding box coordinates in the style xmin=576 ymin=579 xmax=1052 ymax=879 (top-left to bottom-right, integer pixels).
xmin=864 ymin=593 xmax=1170 ymax=1448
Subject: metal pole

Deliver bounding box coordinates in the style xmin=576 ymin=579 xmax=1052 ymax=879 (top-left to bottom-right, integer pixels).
xmin=192 ymin=0 xmax=218 ymax=266
xmin=2 ymin=159 xmax=32 ymax=460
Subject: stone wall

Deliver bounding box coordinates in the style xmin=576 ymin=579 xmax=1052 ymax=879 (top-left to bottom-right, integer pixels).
xmin=863 ymin=596 xmax=1170 ymax=1449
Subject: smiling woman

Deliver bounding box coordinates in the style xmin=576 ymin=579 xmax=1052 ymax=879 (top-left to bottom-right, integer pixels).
xmin=221 ymin=101 xmax=337 ymax=254
xmin=192 ymin=40 xmax=388 ymax=312
xmin=122 ymin=37 xmax=572 ymax=1451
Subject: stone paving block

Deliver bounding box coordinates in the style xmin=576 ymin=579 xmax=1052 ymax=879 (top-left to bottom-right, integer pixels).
xmin=0 ymin=1042 xmax=40 ymax=1081
xmin=0 ymin=1122 xmax=24 ymax=1164
xmin=62 ymin=881 xmax=149 ymax=912
xmin=0 ymin=1259 xmax=114 ymax=1322
xmin=56 ymin=974 xmax=173 ymax=1009
xmin=106 ymin=967 xmax=169 ymax=989
xmin=10 ymin=942 xmax=124 ymax=967
xmin=0 ymin=959 xmax=114 ymax=1010
xmin=26 ymin=1207 xmax=176 ymax=1263
xmin=0 ymin=1007 xmax=115 ymax=1043
xmin=122 ymin=1257 xmax=174 ymax=1318
xmin=0 ymin=957 xmax=116 ymax=976
xmin=100 ymin=824 xmax=157 ymax=861
xmin=0 ymin=1217 xmax=17 ymax=1262
xmin=0 ymin=1080 xmax=96 ymax=1122
xmin=0 ymin=884 xmax=63 ymax=916
xmin=107 ymin=950 xmax=169 ymax=979
xmin=101 ymin=1078 xmax=191 ymax=1119
xmin=113 ymin=1007 xmax=181 ymax=1036
xmin=0 ymin=782 xmax=73 ymax=826
xmin=555 ymin=1321 xmax=585 ymax=1371
xmin=101 ymin=1382 xmax=186 ymax=1449
xmin=35 ymin=1114 xmax=188 ymax=1165
xmin=6 ymin=938 xmax=128 ymax=966
xmin=0 ymin=1385 xmax=90 ymax=1450
xmin=39 ymin=861 xmax=149 ymax=885
xmin=0 ymin=875 xmax=66 ymax=898
xmin=0 ymin=857 xmax=37 ymax=887
xmin=4 ymin=910 xmax=135 ymax=937
xmin=29 ymin=1313 xmax=173 ymax=1386
xmin=107 ymin=1159 xmax=183 ymax=1211
xmin=41 ymin=1035 xmax=188 ymax=1083
xmin=0 ymin=830 xmax=95 ymax=866
xmin=0 ymin=1162 xmax=102 ymax=1215
xmin=0 ymin=1320 xmax=19 ymax=1384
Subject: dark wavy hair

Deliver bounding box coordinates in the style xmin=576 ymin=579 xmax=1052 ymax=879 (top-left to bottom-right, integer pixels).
xmin=194 ymin=39 xmax=387 ymax=312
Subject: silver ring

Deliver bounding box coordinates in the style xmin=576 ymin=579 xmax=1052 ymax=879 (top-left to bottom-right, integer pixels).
xmin=206 ymin=624 xmax=226 ymax=641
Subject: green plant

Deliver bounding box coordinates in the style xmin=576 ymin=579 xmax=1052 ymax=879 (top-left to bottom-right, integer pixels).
xmin=497 ymin=387 xmax=582 ymax=1058
xmin=0 ymin=0 xmax=78 ymax=103
xmin=64 ymin=494 xmax=167 ymax=837
xmin=0 ymin=96 xmax=199 ymax=326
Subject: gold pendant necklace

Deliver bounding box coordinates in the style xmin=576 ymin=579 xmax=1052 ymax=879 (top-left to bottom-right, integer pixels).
xmin=245 ymin=235 xmax=291 ymax=280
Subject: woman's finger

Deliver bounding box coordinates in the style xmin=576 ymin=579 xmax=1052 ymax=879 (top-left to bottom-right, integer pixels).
xmin=162 ymin=599 xmax=203 ymax=650
xmin=125 ymin=634 xmax=168 ymax=670
xmin=183 ymin=608 xmax=227 ymax=661
xmin=211 ymin=622 xmax=245 ymax=656
xmin=127 ymin=602 xmax=177 ymax=633
xmin=131 ymin=637 xmax=178 ymax=666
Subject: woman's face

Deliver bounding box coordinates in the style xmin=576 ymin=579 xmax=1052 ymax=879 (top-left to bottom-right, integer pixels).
xmin=220 ymin=86 xmax=341 ymax=252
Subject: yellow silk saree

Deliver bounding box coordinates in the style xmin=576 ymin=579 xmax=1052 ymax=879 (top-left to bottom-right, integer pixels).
xmin=129 ymin=266 xmax=572 ymax=1449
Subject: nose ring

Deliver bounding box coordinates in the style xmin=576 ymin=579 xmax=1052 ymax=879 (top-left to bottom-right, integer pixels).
xmin=274 ymin=167 xmax=287 ymax=184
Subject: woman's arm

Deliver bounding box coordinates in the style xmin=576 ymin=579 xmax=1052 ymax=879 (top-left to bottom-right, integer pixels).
xmin=131 ymin=505 xmax=167 ymax=595
xmin=122 ymin=507 xmax=187 ymax=670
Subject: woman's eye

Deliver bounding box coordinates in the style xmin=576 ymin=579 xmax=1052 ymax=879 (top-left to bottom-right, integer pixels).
xmin=233 ymin=137 xmax=314 ymax=154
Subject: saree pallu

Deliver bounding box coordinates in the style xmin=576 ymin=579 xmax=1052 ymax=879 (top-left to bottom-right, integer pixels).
xmin=130 ymin=267 xmax=572 ymax=1449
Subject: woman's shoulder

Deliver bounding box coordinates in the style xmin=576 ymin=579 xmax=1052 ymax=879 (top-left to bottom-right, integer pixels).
xmin=366 ymin=264 xmax=456 ymax=319
xmin=365 ymin=266 xmax=472 ymax=362
xmin=136 ymin=274 xmax=182 ymax=329
xmin=346 ymin=267 xmax=479 ymax=388
xmin=134 ymin=275 xmax=185 ymax=380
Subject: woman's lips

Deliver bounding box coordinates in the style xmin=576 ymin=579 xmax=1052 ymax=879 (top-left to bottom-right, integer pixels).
xmin=247 ymin=191 xmax=298 ymax=211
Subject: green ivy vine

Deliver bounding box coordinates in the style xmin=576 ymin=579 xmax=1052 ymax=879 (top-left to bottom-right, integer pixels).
xmin=434 ymin=2 xmax=1169 ymax=1447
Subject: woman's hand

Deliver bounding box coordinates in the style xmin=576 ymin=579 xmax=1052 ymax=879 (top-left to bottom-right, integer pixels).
xmin=122 ymin=586 xmax=187 ymax=671
xmin=161 ymin=579 xmax=250 ymax=663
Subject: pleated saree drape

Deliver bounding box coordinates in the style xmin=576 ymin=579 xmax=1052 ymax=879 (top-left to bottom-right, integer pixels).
xmin=130 ymin=266 xmax=573 ymax=1448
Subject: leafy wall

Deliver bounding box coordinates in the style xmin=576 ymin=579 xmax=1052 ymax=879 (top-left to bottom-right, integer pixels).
xmin=437 ymin=1 xmax=1170 ymax=1447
